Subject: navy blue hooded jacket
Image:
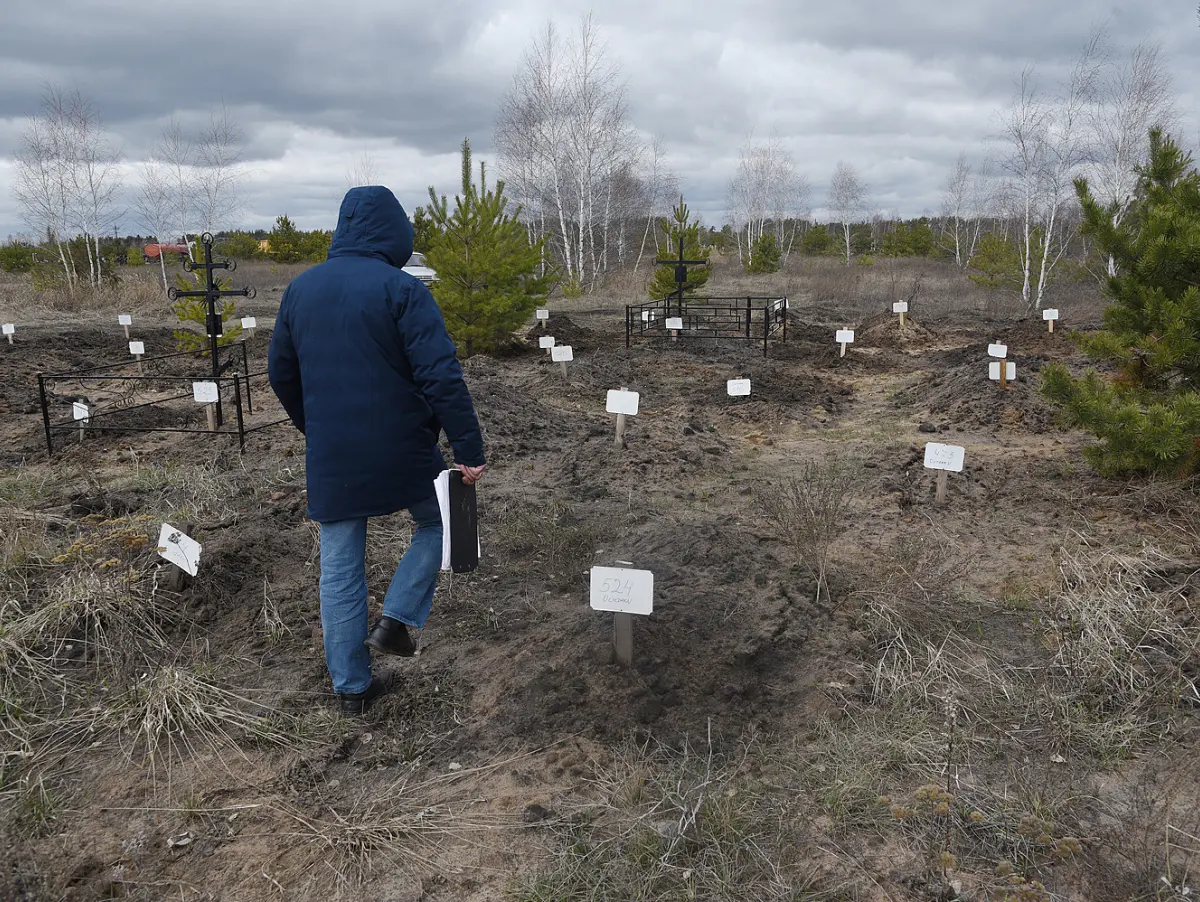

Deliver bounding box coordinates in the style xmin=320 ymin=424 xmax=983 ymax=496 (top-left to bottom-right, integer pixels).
xmin=268 ymin=186 xmax=485 ymax=523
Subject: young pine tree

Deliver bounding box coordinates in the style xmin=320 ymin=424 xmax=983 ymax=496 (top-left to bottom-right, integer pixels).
xmin=1042 ymin=129 xmax=1200 ymax=475
xmin=746 ymin=232 xmax=782 ymax=274
xmin=649 ymin=197 xmax=711 ymax=299
xmin=425 ymin=139 xmax=554 ymax=357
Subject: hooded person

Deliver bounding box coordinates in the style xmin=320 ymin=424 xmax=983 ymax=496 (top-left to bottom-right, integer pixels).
xmin=268 ymin=185 xmax=486 ymax=715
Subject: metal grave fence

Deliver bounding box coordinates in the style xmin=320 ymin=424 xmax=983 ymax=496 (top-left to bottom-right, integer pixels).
xmin=625 ymin=296 xmax=788 ymax=356
xmin=36 ymin=341 xmax=290 ymax=457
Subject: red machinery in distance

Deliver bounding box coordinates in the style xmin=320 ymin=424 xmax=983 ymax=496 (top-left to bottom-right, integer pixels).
xmin=143 ymin=243 xmax=192 ymax=263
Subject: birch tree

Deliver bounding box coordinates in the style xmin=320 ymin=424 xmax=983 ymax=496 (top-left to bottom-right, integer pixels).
xmin=495 ymin=15 xmax=642 ymax=290
xmin=195 ymin=104 xmax=244 ymax=235
xmin=68 ymin=91 xmax=122 ymax=291
xmin=13 ymin=113 xmax=75 ymax=290
xmin=135 ymin=159 xmax=176 ymax=289
xmin=156 ymin=118 xmax=195 ymax=257
xmin=829 ymin=162 xmax=867 ymax=265
xmin=1088 ymin=40 xmax=1176 ymax=276
xmin=728 ymin=134 xmax=811 ymax=267
xmin=345 ymin=153 xmax=380 ymax=189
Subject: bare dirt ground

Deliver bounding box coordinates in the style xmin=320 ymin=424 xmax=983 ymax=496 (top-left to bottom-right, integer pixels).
xmin=1 ymin=263 xmax=1198 ymax=902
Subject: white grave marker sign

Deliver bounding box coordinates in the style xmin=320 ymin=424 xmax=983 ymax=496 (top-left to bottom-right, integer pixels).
xmin=539 ymin=336 xmax=556 ymax=349
xmin=989 ymin=361 xmax=1017 ymax=381
xmin=72 ymin=401 xmax=90 ymax=423
xmin=606 ymin=389 xmax=639 ymax=416
xmin=665 ymin=317 xmax=684 ymax=331
xmin=551 ymin=345 xmax=573 ymax=363
xmin=535 ymin=308 xmax=550 ymax=321
xmin=892 ymin=301 xmax=909 ymax=314
xmin=192 ymin=381 xmax=220 ymax=404
xmin=727 ymin=378 xmax=752 ymax=397
xmin=641 ymin=311 xmax=651 ymax=322
xmin=1 ymin=324 xmax=14 ymax=335
xmin=157 ymin=523 xmax=202 ymax=577
xmin=924 ymin=442 xmax=965 ymax=473
xmin=836 ymin=329 xmax=855 ymax=344
xmin=240 ymin=316 xmax=257 ymax=329
xmin=590 ymin=566 xmax=654 ymax=615
xmin=1043 ymin=309 xmax=1060 ymax=321
xmin=988 ymin=342 xmax=1008 ymax=358
xmin=118 ymin=314 xmax=133 ymax=326
xmin=129 ymin=341 xmax=145 ymax=356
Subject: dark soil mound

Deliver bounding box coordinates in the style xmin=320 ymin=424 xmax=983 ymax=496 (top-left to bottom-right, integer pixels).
xmin=859 ymin=312 xmax=940 ymax=348
xmin=523 ymin=313 xmax=599 ymax=352
xmin=892 ymin=357 xmax=1062 ymax=433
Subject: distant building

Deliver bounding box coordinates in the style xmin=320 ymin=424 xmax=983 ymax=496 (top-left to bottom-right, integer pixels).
xmin=259 ymin=239 xmax=272 ymax=254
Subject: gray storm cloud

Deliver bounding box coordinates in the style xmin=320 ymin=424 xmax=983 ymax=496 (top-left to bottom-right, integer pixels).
xmin=0 ymin=0 xmax=1195 ymax=235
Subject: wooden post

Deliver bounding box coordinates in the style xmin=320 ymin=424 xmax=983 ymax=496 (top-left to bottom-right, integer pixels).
xmin=999 ymin=361 xmax=1008 ymax=390
xmin=163 ymin=523 xmax=196 ymax=593
xmin=205 ymin=403 xmax=217 ymax=432
xmin=78 ymin=419 xmax=85 ymax=443
xmin=136 ymin=355 xmax=143 ymax=375
xmin=613 ymin=612 xmax=633 ymax=668
xmin=5 ymin=334 xmax=11 ymax=346
xmin=615 ymin=385 xmax=627 ymax=447
xmin=559 ymin=360 xmax=568 ymax=379
xmin=839 ymin=339 xmax=848 ymax=358
xmin=935 ymin=470 xmax=948 ymax=505
xmin=1048 ymin=319 xmax=1055 ymax=334
xmin=123 ymin=324 xmax=130 ymax=340
xmin=899 ymin=309 xmax=907 ymax=327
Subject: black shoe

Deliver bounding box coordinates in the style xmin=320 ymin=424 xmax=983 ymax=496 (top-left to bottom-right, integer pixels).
xmin=365 ymin=616 xmax=417 ymax=657
xmin=337 ymin=674 xmax=393 ymax=716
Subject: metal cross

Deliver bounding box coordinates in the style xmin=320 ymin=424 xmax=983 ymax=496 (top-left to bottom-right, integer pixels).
xmin=654 ymin=237 xmax=708 ymax=317
xmin=167 ymin=232 xmax=256 ymax=426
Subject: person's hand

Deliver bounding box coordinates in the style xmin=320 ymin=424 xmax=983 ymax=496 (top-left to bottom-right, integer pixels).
xmin=456 ymin=463 xmax=487 ymax=485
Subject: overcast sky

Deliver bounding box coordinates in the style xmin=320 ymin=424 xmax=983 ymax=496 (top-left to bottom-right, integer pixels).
xmin=0 ymin=0 xmax=1195 ymax=239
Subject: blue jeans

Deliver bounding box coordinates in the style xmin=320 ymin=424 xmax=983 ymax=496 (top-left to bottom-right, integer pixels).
xmin=318 ymin=496 xmax=443 ymax=695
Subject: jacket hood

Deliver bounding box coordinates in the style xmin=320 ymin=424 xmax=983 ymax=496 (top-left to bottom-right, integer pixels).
xmin=327 ymin=186 xmax=414 ymax=269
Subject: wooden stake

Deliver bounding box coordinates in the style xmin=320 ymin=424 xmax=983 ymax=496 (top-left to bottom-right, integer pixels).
xmin=205 ymin=403 xmax=217 ymax=432
xmin=999 ymin=361 xmax=1008 ymax=390
xmin=615 ymin=385 xmax=627 ymax=447
xmin=5 ymin=334 xmax=11 ymax=346
xmin=135 ymin=355 xmax=143 ymax=375
xmin=935 ymin=469 xmax=948 ymax=505
xmin=899 ymin=310 xmax=906 ymax=327
xmin=1048 ymin=319 xmax=1055 ymax=334
xmin=613 ymin=612 xmax=633 ymax=668
xmin=839 ymin=340 xmax=847 ymax=358
xmin=163 ymin=523 xmax=196 ymax=593
xmin=123 ymin=324 xmax=130 ymax=340
xmin=559 ymin=361 xmax=568 ymax=379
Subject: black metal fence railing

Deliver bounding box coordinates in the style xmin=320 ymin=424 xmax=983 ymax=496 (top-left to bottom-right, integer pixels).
xmin=625 ymin=296 xmax=788 ymax=357
xmin=36 ymin=340 xmax=290 ymax=457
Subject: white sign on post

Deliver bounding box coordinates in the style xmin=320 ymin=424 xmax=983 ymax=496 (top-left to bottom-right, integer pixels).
xmin=129 ymin=341 xmax=145 ymax=356
xmin=988 ymin=342 xmax=1008 ymax=358
xmin=535 ymin=309 xmax=550 ymax=321
xmin=606 ymin=389 xmax=639 ymax=416
xmin=892 ymin=301 xmax=909 ymax=314
xmin=551 ymin=345 xmax=573 ymax=363
xmin=989 ymin=361 xmax=1017 ymax=381
xmin=192 ymin=381 xmax=219 ymax=404
xmin=118 ymin=314 xmax=133 ymax=326
xmin=240 ymin=316 xmax=257 ymax=329
xmin=727 ymin=378 xmax=751 ymax=397
xmin=665 ymin=317 xmax=684 ymax=331
xmin=72 ymin=401 xmax=90 ymax=423
xmin=539 ymin=336 xmax=556 ymax=349
xmin=157 ymin=523 xmax=202 ymax=577
xmin=836 ymin=329 xmax=855 ymax=344
xmin=590 ymin=566 xmax=654 ymax=615
xmin=2 ymin=324 xmax=14 ymax=335
xmin=923 ymin=442 xmax=965 ymax=472
xmin=641 ymin=311 xmax=651 ymax=322
xmin=1043 ymin=309 xmax=1059 ymax=321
